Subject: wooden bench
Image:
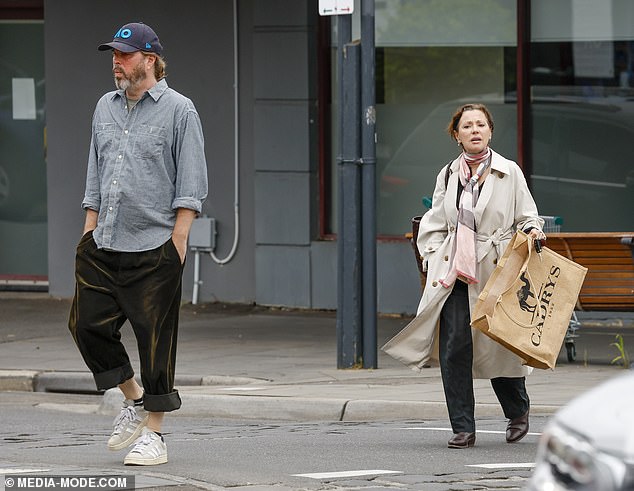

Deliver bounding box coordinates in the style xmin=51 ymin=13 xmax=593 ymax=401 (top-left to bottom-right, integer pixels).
xmin=406 ymin=226 xmax=634 ymax=312
xmin=545 ymin=233 xmax=634 ymax=311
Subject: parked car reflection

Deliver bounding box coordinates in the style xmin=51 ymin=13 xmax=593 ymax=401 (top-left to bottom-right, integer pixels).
xmin=378 ymin=94 xmax=634 ymax=235
xmin=526 ymin=371 xmax=634 ymax=490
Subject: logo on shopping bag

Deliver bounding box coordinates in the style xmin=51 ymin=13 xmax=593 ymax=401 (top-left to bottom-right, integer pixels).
xmin=515 ymin=267 xmax=561 ymax=346
xmin=516 ymin=272 xmax=537 ymax=314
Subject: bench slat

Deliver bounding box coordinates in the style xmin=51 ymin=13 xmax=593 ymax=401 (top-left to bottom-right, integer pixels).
xmin=545 ymin=233 xmax=634 ymax=311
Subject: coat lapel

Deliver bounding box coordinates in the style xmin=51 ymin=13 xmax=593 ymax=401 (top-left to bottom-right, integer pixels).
xmin=473 ymin=150 xmax=510 ymax=226
xmin=444 ymin=158 xmax=461 ymax=224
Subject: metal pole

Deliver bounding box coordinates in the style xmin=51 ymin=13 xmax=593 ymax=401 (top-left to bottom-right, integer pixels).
xmin=336 ymin=14 xmax=352 ymax=368
xmin=337 ymin=20 xmax=363 ymax=368
xmin=517 ymin=0 xmax=532 ymax=176
xmin=341 ymin=40 xmax=362 ymax=368
xmin=360 ymin=0 xmax=377 ymax=368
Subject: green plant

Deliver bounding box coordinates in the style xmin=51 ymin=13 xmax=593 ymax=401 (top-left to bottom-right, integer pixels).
xmin=610 ymin=334 xmax=631 ymax=368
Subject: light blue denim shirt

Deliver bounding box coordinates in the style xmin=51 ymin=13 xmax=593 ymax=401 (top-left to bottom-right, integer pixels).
xmin=82 ymin=79 xmax=208 ymax=252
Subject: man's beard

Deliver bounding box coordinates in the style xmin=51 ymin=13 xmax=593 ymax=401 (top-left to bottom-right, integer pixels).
xmin=113 ymin=60 xmax=147 ymax=92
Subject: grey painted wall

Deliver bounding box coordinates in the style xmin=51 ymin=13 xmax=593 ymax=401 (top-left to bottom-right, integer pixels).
xmin=42 ymin=0 xmax=422 ymax=315
xmin=44 ymin=0 xmax=252 ymax=301
xmin=252 ymin=1 xmax=319 ymax=308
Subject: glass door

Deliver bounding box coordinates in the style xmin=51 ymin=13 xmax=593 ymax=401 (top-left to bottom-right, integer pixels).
xmin=0 ymin=20 xmax=47 ymax=289
xmin=327 ymin=0 xmax=518 ymax=237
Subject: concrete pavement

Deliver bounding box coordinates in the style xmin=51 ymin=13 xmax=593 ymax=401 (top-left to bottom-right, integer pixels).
xmin=1 ymin=292 xmax=633 ymax=422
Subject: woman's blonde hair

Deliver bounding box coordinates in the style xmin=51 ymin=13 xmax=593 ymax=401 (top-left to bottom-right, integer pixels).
xmin=142 ymin=52 xmax=167 ymax=81
xmin=446 ymin=103 xmax=494 ymax=139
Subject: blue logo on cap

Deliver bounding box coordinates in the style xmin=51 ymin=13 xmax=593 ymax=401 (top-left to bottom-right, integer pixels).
xmin=115 ymin=27 xmax=132 ymax=39
xmin=145 ymin=42 xmax=152 ymax=49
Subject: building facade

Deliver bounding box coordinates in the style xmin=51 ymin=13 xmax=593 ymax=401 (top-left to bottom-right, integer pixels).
xmin=1 ymin=0 xmax=632 ymax=314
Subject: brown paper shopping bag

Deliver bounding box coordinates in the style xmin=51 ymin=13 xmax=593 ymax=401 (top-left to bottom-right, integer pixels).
xmin=471 ymin=230 xmax=587 ymax=369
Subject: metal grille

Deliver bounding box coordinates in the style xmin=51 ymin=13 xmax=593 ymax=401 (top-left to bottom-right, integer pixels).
xmin=540 ymin=215 xmax=563 ymax=233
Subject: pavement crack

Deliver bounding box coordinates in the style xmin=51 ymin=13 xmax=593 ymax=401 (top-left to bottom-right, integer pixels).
xmin=339 ymin=400 xmax=350 ymax=421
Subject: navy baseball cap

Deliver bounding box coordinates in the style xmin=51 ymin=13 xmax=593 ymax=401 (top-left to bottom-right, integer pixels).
xmin=98 ymin=22 xmax=163 ymax=56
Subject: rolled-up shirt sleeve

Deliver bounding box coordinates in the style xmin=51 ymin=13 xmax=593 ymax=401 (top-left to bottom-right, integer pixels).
xmin=81 ymin=119 xmax=102 ymax=212
xmin=172 ymin=107 xmax=208 ymax=213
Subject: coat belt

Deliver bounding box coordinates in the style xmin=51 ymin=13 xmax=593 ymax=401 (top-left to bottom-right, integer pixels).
xmin=476 ymin=228 xmax=514 ymax=262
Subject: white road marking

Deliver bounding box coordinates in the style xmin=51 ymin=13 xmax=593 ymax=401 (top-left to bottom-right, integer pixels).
xmin=219 ymin=387 xmax=267 ymax=391
xmin=292 ymin=469 xmax=403 ymax=479
xmin=36 ymin=403 xmax=99 ymax=414
xmin=467 ymin=463 xmax=536 ymax=469
xmin=402 ymin=427 xmax=541 ymax=436
xmin=0 ymin=468 xmax=51 ymax=474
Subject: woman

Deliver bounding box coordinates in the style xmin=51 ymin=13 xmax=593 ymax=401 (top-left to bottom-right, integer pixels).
xmin=383 ymin=103 xmax=545 ymax=449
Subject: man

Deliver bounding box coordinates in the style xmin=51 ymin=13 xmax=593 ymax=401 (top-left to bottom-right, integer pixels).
xmin=68 ymin=22 xmax=208 ymax=466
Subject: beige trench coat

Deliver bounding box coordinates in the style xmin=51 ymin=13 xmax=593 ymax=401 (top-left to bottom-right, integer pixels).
xmin=382 ymin=150 xmax=544 ymax=379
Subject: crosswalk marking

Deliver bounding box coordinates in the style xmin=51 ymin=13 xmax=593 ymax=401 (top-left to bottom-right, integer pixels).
xmin=0 ymin=468 xmax=51 ymax=474
xmin=293 ymin=469 xmax=403 ymax=479
xmin=219 ymin=387 xmax=267 ymax=391
xmin=402 ymin=427 xmax=541 ymax=436
xmin=467 ymin=463 xmax=536 ymax=469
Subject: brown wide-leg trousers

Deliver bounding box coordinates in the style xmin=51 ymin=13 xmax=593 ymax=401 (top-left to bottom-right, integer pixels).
xmin=68 ymin=231 xmax=183 ymax=412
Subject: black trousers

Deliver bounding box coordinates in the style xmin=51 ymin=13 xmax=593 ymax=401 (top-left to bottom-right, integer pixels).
xmin=439 ymin=282 xmax=530 ymax=433
xmin=68 ymin=231 xmax=183 ymax=412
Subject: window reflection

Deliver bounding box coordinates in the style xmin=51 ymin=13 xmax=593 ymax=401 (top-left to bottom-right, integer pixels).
xmin=327 ymin=0 xmax=634 ymax=236
xmin=531 ymin=33 xmax=634 ymax=230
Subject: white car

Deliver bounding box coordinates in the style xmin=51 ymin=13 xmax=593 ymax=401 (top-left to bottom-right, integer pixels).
xmin=526 ymin=371 xmax=634 ymax=490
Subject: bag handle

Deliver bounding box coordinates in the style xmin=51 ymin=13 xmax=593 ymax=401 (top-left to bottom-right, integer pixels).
xmin=498 ymin=231 xmax=532 ymax=294
xmin=477 ymin=231 xmax=531 ymax=317
xmin=494 ymin=232 xmax=542 ymax=329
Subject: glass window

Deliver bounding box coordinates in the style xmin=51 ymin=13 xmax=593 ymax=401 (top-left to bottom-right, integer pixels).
xmin=0 ymin=20 xmax=47 ymax=281
xmin=530 ymin=0 xmax=634 ymax=231
xmin=328 ymin=0 xmax=518 ymax=237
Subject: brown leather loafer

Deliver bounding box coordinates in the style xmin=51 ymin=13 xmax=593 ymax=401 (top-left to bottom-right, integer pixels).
xmin=448 ymin=432 xmax=476 ymax=449
xmin=506 ymin=409 xmax=529 ymax=443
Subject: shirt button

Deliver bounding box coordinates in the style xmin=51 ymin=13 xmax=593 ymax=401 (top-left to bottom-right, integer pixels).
xmin=124 ymin=130 xmax=129 ymax=135
xmin=432 ymin=281 xmax=438 ymax=287
xmin=118 ymin=155 xmax=122 ymax=159
xmin=108 ymin=206 xmax=113 ymax=211
xmin=113 ymin=180 xmax=117 ymax=184
xmin=450 ymin=226 xmax=455 ymax=232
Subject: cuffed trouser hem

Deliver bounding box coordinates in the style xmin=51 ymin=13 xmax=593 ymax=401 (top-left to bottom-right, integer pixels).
xmin=144 ymin=390 xmax=182 ymax=412
xmin=93 ymin=363 xmax=135 ymax=391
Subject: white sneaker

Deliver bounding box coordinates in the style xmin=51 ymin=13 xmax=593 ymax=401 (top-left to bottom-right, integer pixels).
xmin=123 ymin=427 xmax=167 ymax=466
xmin=107 ymin=400 xmax=149 ymax=451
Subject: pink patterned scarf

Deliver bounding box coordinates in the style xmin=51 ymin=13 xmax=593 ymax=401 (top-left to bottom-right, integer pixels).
xmin=441 ymin=147 xmax=492 ymax=287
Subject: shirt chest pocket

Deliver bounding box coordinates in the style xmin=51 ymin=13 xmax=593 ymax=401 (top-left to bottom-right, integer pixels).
xmin=132 ymin=124 xmax=168 ymax=161
xmin=95 ymin=123 xmax=116 ymax=155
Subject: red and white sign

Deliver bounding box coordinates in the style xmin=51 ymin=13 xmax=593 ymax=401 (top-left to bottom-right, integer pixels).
xmin=319 ymin=0 xmax=354 ymax=16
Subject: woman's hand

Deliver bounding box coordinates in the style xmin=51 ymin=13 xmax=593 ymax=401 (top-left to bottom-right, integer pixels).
xmin=527 ymin=228 xmax=546 ymax=242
